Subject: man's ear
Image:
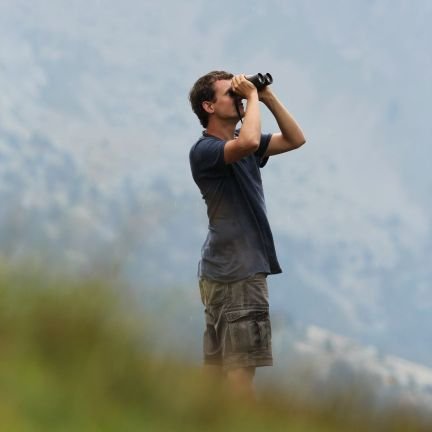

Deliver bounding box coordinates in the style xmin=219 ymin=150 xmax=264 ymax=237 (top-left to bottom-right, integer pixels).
xmin=202 ymin=101 xmax=214 ymax=114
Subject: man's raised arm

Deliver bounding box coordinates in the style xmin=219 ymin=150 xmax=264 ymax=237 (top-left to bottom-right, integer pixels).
xmin=260 ymin=87 xmax=306 ymax=156
xmin=224 ymin=75 xmax=261 ymax=164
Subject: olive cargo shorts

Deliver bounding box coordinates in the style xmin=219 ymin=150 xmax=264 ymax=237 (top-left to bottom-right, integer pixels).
xmin=199 ymin=273 xmax=273 ymax=370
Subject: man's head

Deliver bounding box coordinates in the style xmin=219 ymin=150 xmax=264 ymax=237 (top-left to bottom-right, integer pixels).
xmin=189 ymin=70 xmax=235 ymax=128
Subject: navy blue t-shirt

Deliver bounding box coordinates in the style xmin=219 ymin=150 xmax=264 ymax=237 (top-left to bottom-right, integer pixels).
xmin=189 ymin=131 xmax=282 ymax=282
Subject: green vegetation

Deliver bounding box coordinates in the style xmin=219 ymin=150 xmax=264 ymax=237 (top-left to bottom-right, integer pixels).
xmin=0 ymin=262 xmax=430 ymax=431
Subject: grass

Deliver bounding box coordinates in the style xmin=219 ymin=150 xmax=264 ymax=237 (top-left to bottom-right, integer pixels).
xmin=0 ymin=261 xmax=431 ymax=431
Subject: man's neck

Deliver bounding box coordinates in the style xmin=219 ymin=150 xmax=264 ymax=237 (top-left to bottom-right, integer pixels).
xmin=205 ymin=120 xmax=237 ymax=141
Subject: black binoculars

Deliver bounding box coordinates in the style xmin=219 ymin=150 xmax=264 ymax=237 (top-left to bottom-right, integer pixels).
xmin=246 ymin=73 xmax=273 ymax=91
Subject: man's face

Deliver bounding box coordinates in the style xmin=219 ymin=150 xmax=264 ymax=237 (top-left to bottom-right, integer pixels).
xmin=211 ymin=79 xmax=244 ymax=120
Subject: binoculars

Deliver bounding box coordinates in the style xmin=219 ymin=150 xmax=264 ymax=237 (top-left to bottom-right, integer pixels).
xmin=246 ymin=73 xmax=273 ymax=91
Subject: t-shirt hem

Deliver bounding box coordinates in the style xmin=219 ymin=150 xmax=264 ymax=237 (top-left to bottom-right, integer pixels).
xmin=198 ymin=269 xmax=282 ymax=284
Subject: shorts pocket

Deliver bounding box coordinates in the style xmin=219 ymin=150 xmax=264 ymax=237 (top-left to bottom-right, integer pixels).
xmin=225 ymin=308 xmax=271 ymax=353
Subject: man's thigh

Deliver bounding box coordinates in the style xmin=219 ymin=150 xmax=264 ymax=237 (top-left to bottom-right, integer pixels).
xmin=199 ymin=273 xmax=273 ymax=370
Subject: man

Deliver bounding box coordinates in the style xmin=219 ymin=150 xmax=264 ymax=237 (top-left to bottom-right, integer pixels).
xmin=188 ymin=71 xmax=306 ymax=398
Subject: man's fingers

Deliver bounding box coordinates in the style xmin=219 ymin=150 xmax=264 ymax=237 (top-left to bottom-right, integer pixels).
xmin=232 ymin=74 xmax=246 ymax=85
xmin=232 ymin=75 xmax=242 ymax=88
xmin=231 ymin=74 xmax=257 ymax=99
xmin=232 ymin=75 xmax=248 ymax=90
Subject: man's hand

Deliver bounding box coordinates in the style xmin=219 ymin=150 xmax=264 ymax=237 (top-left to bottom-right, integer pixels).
xmin=231 ymin=74 xmax=258 ymax=100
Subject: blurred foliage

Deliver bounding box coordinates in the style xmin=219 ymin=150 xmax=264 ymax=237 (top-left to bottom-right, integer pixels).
xmin=0 ymin=260 xmax=431 ymax=431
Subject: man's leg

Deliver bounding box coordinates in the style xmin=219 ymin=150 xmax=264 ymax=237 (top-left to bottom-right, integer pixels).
xmin=199 ymin=274 xmax=272 ymax=401
xmin=199 ymin=279 xmax=226 ymax=377
xmin=223 ymin=274 xmax=272 ymax=400
xmin=226 ymin=366 xmax=256 ymax=399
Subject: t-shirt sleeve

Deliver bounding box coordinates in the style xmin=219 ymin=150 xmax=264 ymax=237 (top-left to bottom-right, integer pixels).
xmin=191 ymin=137 xmax=225 ymax=175
xmin=255 ymin=133 xmax=272 ymax=168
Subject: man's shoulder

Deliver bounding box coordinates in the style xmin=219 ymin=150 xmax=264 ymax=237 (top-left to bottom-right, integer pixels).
xmin=189 ymin=133 xmax=226 ymax=175
xmin=191 ymin=133 xmax=223 ymax=147
xmin=190 ymin=134 xmax=225 ymax=159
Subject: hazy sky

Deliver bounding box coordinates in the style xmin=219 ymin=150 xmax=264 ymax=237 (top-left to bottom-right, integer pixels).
xmin=1 ymin=0 xmax=431 ymax=364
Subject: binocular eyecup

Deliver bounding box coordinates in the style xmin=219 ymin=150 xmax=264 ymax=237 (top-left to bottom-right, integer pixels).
xmin=246 ymin=73 xmax=273 ymax=91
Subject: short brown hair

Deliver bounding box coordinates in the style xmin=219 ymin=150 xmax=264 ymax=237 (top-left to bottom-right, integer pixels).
xmin=189 ymin=70 xmax=233 ymax=128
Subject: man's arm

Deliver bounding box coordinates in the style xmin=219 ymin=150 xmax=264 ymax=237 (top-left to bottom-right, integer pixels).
xmin=224 ymin=75 xmax=261 ymax=164
xmin=260 ymin=87 xmax=306 ymax=156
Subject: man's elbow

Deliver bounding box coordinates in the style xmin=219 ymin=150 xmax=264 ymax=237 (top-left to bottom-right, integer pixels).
xmin=296 ymin=136 xmax=306 ymax=148
xmin=286 ymin=135 xmax=306 ymax=150
xmin=293 ymin=132 xmax=306 ymax=149
xmin=239 ymin=137 xmax=260 ymax=152
xmin=250 ymin=139 xmax=260 ymax=151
